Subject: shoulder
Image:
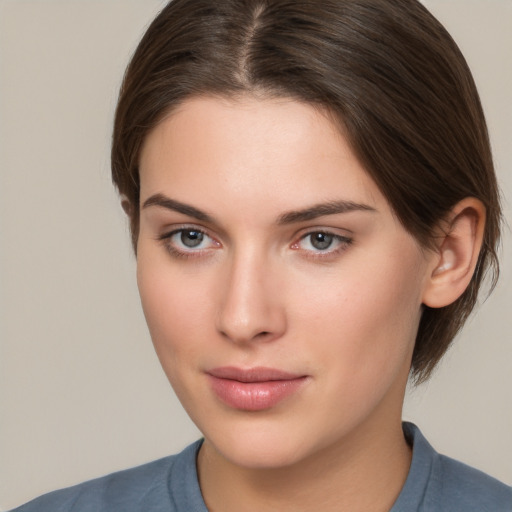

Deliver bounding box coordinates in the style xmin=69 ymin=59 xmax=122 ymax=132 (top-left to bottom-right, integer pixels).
xmin=9 ymin=441 xmax=203 ymax=512
xmin=401 ymin=422 xmax=512 ymax=512
xmin=430 ymin=453 xmax=512 ymax=511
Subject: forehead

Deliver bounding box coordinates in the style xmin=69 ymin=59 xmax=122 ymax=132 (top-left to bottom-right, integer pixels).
xmin=139 ymin=95 xmax=384 ymax=215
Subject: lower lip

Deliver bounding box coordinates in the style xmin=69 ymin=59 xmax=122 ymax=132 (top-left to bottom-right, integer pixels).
xmin=208 ymin=376 xmax=308 ymax=411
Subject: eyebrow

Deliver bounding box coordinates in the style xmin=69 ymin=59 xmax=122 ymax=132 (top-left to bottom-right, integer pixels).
xmin=277 ymin=200 xmax=376 ymax=224
xmin=142 ymin=194 xmax=214 ymax=223
xmin=142 ymin=193 xmax=376 ymax=225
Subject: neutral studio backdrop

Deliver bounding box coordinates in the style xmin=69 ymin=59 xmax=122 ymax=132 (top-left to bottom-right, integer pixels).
xmin=0 ymin=0 xmax=511 ymax=509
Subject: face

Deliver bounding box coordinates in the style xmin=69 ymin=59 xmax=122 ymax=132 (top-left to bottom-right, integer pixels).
xmin=137 ymin=96 xmax=434 ymax=469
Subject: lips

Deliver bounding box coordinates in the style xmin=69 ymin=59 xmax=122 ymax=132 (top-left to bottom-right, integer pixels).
xmin=207 ymin=366 xmax=308 ymax=411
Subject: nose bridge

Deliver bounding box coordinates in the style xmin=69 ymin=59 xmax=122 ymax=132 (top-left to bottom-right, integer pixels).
xmin=216 ymin=244 xmax=285 ymax=344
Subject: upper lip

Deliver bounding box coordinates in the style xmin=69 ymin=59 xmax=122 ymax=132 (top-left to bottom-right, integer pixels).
xmin=207 ymin=366 xmax=305 ymax=382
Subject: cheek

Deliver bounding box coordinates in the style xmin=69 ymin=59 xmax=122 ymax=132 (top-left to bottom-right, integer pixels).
xmin=136 ymin=252 xmax=213 ymax=371
xmin=290 ymin=248 xmax=425 ymax=384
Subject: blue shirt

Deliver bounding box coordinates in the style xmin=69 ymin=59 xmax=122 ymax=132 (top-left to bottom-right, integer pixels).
xmin=10 ymin=423 xmax=512 ymax=511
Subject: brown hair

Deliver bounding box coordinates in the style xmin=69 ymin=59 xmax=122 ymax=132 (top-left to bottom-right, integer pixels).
xmin=111 ymin=0 xmax=501 ymax=383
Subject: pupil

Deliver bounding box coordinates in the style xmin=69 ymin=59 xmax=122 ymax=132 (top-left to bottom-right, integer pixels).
xmin=311 ymin=232 xmax=333 ymax=250
xmin=181 ymin=230 xmax=203 ymax=248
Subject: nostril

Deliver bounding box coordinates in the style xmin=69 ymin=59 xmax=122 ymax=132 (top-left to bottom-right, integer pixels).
xmin=254 ymin=331 xmax=274 ymax=342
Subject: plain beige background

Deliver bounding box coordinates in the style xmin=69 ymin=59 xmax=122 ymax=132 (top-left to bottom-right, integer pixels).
xmin=0 ymin=0 xmax=511 ymax=509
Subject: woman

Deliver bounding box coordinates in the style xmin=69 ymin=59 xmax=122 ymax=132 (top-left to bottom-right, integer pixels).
xmin=10 ymin=0 xmax=511 ymax=510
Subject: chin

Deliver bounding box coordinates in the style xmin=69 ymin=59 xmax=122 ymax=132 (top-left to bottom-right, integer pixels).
xmin=199 ymin=414 xmax=328 ymax=471
xmin=214 ymin=436 xmax=309 ymax=470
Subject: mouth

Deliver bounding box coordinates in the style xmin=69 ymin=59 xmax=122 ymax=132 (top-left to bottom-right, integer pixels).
xmin=206 ymin=366 xmax=309 ymax=411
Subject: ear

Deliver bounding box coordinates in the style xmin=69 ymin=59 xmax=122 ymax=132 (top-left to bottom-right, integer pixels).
xmin=422 ymin=198 xmax=486 ymax=308
xmin=120 ymin=193 xmax=133 ymax=217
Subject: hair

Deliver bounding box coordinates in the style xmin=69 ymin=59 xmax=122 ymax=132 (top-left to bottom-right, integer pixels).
xmin=111 ymin=0 xmax=501 ymax=383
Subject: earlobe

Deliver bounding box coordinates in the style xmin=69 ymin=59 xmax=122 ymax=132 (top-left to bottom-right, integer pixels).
xmin=422 ymin=198 xmax=486 ymax=308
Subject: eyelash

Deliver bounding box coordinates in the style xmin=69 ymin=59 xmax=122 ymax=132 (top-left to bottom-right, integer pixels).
xmin=157 ymin=227 xmax=353 ymax=260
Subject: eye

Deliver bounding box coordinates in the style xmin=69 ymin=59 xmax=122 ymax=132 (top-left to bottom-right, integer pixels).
xmin=305 ymin=232 xmax=335 ymax=251
xmin=174 ymin=229 xmax=207 ymax=249
xmin=159 ymin=227 xmax=220 ymax=257
xmin=292 ymin=231 xmax=352 ymax=255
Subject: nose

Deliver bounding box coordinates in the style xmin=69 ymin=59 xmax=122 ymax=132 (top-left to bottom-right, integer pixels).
xmin=216 ymin=250 xmax=287 ymax=345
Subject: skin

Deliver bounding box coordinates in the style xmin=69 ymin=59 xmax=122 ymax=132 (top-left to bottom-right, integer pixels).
xmin=135 ymin=95 xmax=479 ymax=511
